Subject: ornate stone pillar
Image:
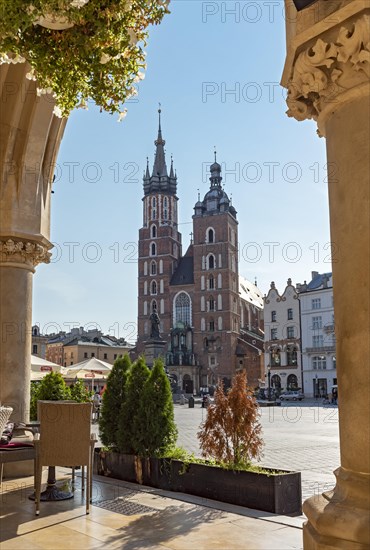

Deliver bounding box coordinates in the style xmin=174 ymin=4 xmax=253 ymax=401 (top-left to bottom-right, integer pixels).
xmin=282 ymin=1 xmax=369 ymax=548
xmin=0 ymin=63 xmax=66 ymax=422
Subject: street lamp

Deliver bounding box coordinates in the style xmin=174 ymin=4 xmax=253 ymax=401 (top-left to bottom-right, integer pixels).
xmin=315 ymin=373 xmax=318 ymax=399
xmin=267 ymin=366 xmax=271 ymax=401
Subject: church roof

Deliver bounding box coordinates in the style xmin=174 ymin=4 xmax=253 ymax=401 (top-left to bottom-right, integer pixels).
xmin=170 ymin=254 xmax=194 ymax=286
xmin=239 ymin=276 xmax=263 ymax=308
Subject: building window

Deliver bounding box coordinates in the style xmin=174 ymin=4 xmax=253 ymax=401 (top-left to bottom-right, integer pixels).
xmin=332 ymin=355 xmax=336 ymax=369
xmin=218 ymin=316 xmax=223 ymax=330
xmin=312 ymin=298 xmax=321 ymax=310
xmin=312 ymin=316 xmax=322 ymax=329
xmin=144 ymin=281 xmax=148 ymax=295
xmin=210 ymin=356 xmax=216 ymax=366
xmin=160 ymin=299 xmax=164 ymax=314
xmin=217 ymin=295 xmax=222 ymax=310
xmin=287 ymin=326 xmax=295 ymax=339
xmin=84 ymin=352 xmax=88 ymax=358
xmin=104 ymin=353 xmax=108 ymax=359
xmin=313 ymin=335 xmax=324 ymax=348
xmin=209 ymin=276 xmax=214 ymax=290
xmin=209 ymin=320 xmax=215 ymax=332
xmin=114 ymin=354 xmax=117 ymax=360
xmin=207 ymin=228 xmax=214 ymax=243
xmin=144 ymin=261 xmax=148 ymax=276
xmin=208 ymin=254 xmax=215 ymax=269
xmin=271 ymin=311 xmax=276 ymax=322
xmin=32 ymin=344 xmax=38 ymax=354
xmin=160 ymin=279 xmax=164 ymax=293
xmin=218 ymin=274 xmax=222 ymax=288
xmin=312 ymin=356 xmax=326 ymax=370
xmin=151 ymin=261 xmax=157 ymax=275
xmin=287 ymin=308 xmax=293 ymax=320
xmin=174 ymin=292 xmax=191 ymax=326
xmin=287 ymin=374 xmax=298 ymax=389
xmin=151 ymin=225 xmax=156 ymax=238
xmin=271 ymin=328 xmax=278 ymax=340
xmin=201 ymin=296 xmax=205 ymax=312
xmin=270 ymin=348 xmax=281 ymax=366
xmin=151 ymin=243 xmax=156 ymax=256
xmin=91 ymin=353 xmax=95 ymax=357
xmin=159 ymin=259 xmax=163 ymax=274
xmin=287 ymin=346 xmax=298 ymax=366
xmin=144 ymin=301 xmax=148 ymax=315
xmin=201 ymin=318 xmax=205 ymax=331
xmin=209 ymin=296 xmax=215 ymax=311
xmin=151 ymin=281 xmax=157 ymax=295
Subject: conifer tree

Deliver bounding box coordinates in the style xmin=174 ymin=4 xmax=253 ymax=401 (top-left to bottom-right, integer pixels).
xmin=197 ymin=371 xmax=263 ymax=467
xmin=135 ymin=359 xmax=177 ymax=457
xmin=117 ymin=356 xmax=150 ymax=454
xmin=30 ymin=372 xmax=71 ymax=420
xmin=99 ymin=354 xmax=131 ymax=449
xmin=70 ymin=379 xmax=92 ymax=403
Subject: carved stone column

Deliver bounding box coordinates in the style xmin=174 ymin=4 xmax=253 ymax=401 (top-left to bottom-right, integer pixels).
xmin=282 ymin=1 xmax=370 ymax=548
xmin=0 ymin=63 xmax=66 ymax=422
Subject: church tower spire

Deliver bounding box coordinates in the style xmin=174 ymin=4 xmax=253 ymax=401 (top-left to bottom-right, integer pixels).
xmin=143 ymin=108 xmax=177 ymax=196
xmin=152 ymin=107 xmax=167 ymax=177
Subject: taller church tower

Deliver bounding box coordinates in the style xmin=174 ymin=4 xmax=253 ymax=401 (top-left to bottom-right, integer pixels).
xmin=137 ymin=110 xmax=182 ymax=353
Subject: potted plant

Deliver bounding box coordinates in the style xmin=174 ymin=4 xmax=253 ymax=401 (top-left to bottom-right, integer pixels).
xmin=95 ymin=367 xmax=302 ymax=516
xmin=0 ymin=0 xmax=170 ymax=118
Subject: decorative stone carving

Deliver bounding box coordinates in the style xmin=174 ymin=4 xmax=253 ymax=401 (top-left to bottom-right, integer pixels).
xmin=0 ymin=238 xmax=51 ymax=269
xmin=287 ymin=14 xmax=370 ymax=126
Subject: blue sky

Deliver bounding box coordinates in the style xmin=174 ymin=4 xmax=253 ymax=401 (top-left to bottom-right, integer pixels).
xmin=33 ymin=1 xmax=331 ymax=343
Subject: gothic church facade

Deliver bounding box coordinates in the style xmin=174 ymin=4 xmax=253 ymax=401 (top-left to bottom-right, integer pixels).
xmin=136 ymin=113 xmax=264 ymax=393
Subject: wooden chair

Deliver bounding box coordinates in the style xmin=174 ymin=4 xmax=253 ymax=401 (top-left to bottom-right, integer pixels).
xmin=34 ymin=401 xmax=95 ymax=515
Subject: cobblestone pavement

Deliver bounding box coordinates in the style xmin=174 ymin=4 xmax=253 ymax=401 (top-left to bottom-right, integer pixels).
xmin=173 ymin=400 xmax=340 ymax=503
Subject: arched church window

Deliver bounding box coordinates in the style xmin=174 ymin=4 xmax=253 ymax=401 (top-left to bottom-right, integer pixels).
xmin=208 ymin=254 xmax=215 ymax=269
xmin=151 ymin=225 xmax=156 ymax=238
xmin=151 ymin=299 xmax=157 ymax=313
xmin=174 ymin=292 xmax=191 ymax=326
xmin=151 ymin=281 xmax=157 ymax=295
xmin=164 ymin=197 xmax=168 ymax=220
xmin=151 ymin=242 xmax=156 ymax=256
xmin=209 ymin=276 xmax=214 ymax=290
xmin=207 ymin=228 xmax=215 ymax=243
xmin=151 ymin=261 xmax=157 ymax=275
xmin=209 ymin=296 xmax=215 ymax=311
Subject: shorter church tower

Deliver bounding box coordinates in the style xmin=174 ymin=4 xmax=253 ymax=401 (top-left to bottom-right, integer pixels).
xmin=137 ymin=110 xmax=182 ymax=354
xmin=192 ymin=154 xmax=240 ymax=387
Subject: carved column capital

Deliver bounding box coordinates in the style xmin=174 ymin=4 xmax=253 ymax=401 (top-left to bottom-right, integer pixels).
xmin=0 ymin=238 xmax=52 ymax=271
xmin=284 ymin=11 xmax=370 ymax=135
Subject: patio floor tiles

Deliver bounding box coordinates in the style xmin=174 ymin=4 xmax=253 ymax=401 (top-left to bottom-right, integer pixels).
xmin=1 ymin=472 xmax=304 ymax=550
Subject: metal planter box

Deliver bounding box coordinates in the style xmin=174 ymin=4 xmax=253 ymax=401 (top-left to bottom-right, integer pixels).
xmin=94 ymin=450 xmax=302 ymax=516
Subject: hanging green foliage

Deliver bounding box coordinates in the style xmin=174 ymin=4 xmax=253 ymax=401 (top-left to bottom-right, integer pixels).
xmin=0 ymin=0 xmax=170 ymax=117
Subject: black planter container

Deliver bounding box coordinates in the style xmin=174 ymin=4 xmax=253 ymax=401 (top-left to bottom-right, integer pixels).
xmin=94 ymin=450 xmax=302 ymax=516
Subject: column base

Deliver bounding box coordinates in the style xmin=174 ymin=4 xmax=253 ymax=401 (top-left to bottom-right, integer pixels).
xmin=303 ymin=467 xmax=370 ymax=549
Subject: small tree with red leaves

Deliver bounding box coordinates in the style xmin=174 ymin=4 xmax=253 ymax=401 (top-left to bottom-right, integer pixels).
xmin=197 ymin=371 xmax=263 ymax=467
